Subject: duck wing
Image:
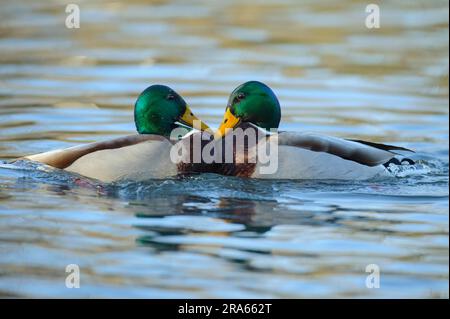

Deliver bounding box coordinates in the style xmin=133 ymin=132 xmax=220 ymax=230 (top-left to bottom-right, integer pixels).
xmin=345 ymin=139 xmax=414 ymax=153
xmin=22 ymin=134 xmax=168 ymax=169
xmin=276 ymin=132 xmax=413 ymax=167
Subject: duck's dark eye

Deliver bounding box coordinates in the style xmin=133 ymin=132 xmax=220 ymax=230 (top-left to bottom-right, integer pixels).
xmin=167 ymin=94 xmax=175 ymax=100
xmin=234 ymin=92 xmax=245 ymax=104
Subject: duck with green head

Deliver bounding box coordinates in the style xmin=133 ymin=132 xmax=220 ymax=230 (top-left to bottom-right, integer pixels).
xmin=214 ymin=81 xmax=414 ymax=179
xmin=22 ymin=85 xmax=211 ymax=182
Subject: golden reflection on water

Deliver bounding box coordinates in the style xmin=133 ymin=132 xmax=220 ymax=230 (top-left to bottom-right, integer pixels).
xmin=0 ymin=1 xmax=448 ymax=145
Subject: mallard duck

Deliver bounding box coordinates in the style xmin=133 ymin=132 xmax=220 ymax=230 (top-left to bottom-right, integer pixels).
xmin=20 ymin=85 xmax=211 ymax=182
xmin=213 ymin=81 xmax=414 ymax=179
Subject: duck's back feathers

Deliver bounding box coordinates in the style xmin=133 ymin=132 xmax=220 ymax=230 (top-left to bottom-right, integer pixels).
xmin=23 ymin=134 xmax=168 ymax=169
xmin=63 ymin=135 xmax=177 ymax=182
xmin=346 ymin=139 xmax=414 ymax=154
xmin=276 ymin=132 xmax=409 ymax=167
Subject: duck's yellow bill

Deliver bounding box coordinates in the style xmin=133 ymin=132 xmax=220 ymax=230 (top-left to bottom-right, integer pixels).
xmin=214 ymin=107 xmax=240 ymax=139
xmin=179 ymin=105 xmax=211 ymax=132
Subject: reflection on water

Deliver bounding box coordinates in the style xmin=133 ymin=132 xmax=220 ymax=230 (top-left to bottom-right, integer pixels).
xmin=0 ymin=0 xmax=448 ymax=298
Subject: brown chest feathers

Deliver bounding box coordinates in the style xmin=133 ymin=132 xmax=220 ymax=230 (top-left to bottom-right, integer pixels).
xmin=177 ymin=124 xmax=265 ymax=178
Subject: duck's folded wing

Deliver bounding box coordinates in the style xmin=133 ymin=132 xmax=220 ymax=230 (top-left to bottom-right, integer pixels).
xmin=22 ymin=134 xmax=167 ymax=169
xmin=276 ymin=132 xmax=413 ymax=167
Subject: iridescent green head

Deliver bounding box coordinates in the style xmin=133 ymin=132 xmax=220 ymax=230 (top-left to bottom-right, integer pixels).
xmin=134 ymin=85 xmax=209 ymax=136
xmin=215 ymin=81 xmax=281 ymax=138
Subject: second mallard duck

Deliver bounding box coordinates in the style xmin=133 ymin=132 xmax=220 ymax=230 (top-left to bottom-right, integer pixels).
xmin=213 ymin=81 xmax=414 ymax=180
xmin=20 ymin=85 xmax=211 ymax=182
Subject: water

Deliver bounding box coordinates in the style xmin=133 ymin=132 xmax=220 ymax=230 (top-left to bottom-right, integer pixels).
xmin=0 ymin=0 xmax=448 ymax=298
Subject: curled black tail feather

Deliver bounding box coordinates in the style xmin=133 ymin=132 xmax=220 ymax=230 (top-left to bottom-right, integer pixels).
xmin=383 ymin=157 xmax=415 ymax=168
